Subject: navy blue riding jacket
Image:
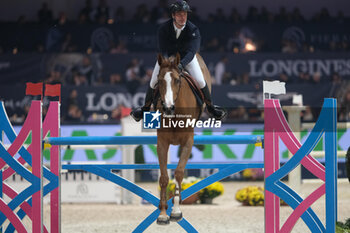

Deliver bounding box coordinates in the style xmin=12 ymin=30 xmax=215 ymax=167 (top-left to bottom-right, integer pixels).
xmin=157 ymin=19 xmax=201 ymax=67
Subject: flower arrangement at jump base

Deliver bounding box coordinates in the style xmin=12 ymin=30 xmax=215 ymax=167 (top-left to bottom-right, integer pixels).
xmin=235 ymin=186 xmax=288 ymax=206
xmin=235 ymin=186 xmax=264 ymax=206
xmin=242 ymin=168 xmax=264 ymax=181
xmin=166 ymin=176 xmax=224 ymax=204
xmin=199 ymin=181 xmax=224 ymax=204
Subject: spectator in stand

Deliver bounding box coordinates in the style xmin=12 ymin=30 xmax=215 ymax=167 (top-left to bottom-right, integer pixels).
xmin=301 ymin=106 xmax=314 ymax=121
xmin=67 ymin=89 xmax=79 ymax=107
xmin=150 ymin=0 xmax=169 ymax=23
xmin=76 ymin=56 xmax=95 ymax=85
xmin=239 ymin=72 xmax=250 ymax=85
xmin=329 ymin=41 xmax=338 ymax=51
xmin=311 ymin=72 xmax=323 ymax=84
xmin=291 ymin=8 xmax=305 ymax=23
xmin=297 ymin=72 xmax=311 ymax=83
xmin=79 ymin=0 xmax=93 ymax=23
xmin=94 ymin=0 xmax=111 ymax=24
xmin=9 ymin=103 xmax=28 ymax=124
xmin=205 ymin=37 xmax=225 ymax=52
xmin=259 ymin=7 xmax=270 ymax=23
xmin=78 ymin=12 xmax=89 ymax=24
xmin=227 ymin=30 xmax=246 ymax=52
xmin=114 ymin=6 xmax=126 ymax=23
xmin=311 ymin=8 xmax=331 ymax=23
xmin=55 ymin=12 xmax=68 ymax=26
xmin=133 ymin=4 xmax=151 ymax=23
xmin=228 ymin=8 xmax=241 ymax=23
xmin=125 ymin=58 xmax=144 ymax=81
xmin=188 ymin=7 xmax=201 ymax=23
xmin=214 ymin=8 xmax=227 ymax=23
xmin=141 ymin=68 xmax=153 ymax=85
xmin=61 ymin=33 xmax=77 ymax=52
xmin=111 ymin=104 xmax=131 ymax=121
xmin=36 ymin=43 xmax=45 ymax=53
xmin=340 ymin=41 xmax=349 ymax=51
xmin=281 ymin=39 xmax=298 ymax=53
xmin=206 ymin=13 xmax=215 ymax=23
xmin=228 ymin=106 xmax=247 ymax=121
xmin=319 ymin=8 xmax=331 ymax=22
xmin=275 ymin=7 xmax=288 ymax=23
xmin=246 ymin=6 xmax=259 ymax=23
xmin=328 ymin=72 xmax=346 ymax=99
xmin=72 ymin=73 xmax=88 ymax=86
xmin=125 ymin=58 xmax=145 ymax=93
xmin=110 ymin=41 xmax=129 ymax=54
xmin=236 ymin=105 xmax=249 ymax=121
xmin=38 ymin=2 xmax=53 ymax=25
xmin=214 ymin=56 xmax=228 ymax=85
xmin=278 ymin=72 xmax=290 ymax=83
xmin=339 ymin=89 xmax=350 ymax=121
xmin=65 ymin=104 xmax=83 ymax=122
xmin=335 ymin=11 xmax=345 ymax=24
xmin=46 ymin=66 xmax=64 ymax=85
xmin=109 ymin=73 xmax=123 ymax=85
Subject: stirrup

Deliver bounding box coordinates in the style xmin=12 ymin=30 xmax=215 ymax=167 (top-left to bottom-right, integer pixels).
xmin=207 ymin=105 xmax=227 ymax=120
xmin=130 ymin=108 xmax=144 ymax=122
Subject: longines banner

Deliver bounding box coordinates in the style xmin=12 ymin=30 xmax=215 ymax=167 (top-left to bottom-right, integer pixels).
xmin=1 ymin=52 xmax=350 ymax=86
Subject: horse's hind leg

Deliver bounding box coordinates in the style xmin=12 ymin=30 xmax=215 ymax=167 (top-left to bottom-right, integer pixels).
xmin=170 ymin=137 xmax=194 ymax=222
xmin=157 ymin=139 xmax=170 ymax=225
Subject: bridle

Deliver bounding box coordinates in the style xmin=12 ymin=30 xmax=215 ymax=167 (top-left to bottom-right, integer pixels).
xmin=160 ymin=70 xmax=183 ymax=109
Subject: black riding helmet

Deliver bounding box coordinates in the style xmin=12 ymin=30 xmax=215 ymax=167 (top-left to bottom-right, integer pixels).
xmin=170 ymin=1 xmax=191 ymax=13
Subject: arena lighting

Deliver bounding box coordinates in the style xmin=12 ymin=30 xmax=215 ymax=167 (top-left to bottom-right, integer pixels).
xmin=245 ymin=41 xmax=256 ymax=52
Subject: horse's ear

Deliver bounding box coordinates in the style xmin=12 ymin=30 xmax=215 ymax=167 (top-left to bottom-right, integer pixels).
xmin=157 ymin=53 xmax=164 ymax=66
xmin=175 ymin=53 xmax=181 ymax=65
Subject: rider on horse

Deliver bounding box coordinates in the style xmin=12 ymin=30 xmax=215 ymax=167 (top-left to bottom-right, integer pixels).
xmin=131 ymin=0 xmax=226 ymax=121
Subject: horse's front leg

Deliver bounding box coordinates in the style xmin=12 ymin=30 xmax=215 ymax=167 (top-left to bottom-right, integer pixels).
xmin=157 ymin=137 xmax=170 ymax=225
xmin=170 ymin=136 xmax=194 ymax=222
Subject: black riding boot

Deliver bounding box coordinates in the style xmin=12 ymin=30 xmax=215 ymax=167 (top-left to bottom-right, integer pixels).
xmin=130 ymin=87 xmax=155 ymax=122
xmin=201 ymin=84 xmax=227 ymax=120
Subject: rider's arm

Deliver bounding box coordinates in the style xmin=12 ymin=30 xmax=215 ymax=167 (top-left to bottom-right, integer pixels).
xmin=180 ymin=27 xmax=201 ymax=67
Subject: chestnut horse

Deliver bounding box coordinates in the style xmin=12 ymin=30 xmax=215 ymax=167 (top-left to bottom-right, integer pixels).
xmin=155 ymin=53 xmax=211 ymax=225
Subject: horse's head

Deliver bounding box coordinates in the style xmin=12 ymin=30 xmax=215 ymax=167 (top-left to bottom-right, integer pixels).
xmin=157 ymin=53 xmax=182 ymax=115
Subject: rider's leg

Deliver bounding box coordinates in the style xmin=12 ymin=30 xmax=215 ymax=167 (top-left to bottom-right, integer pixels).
xmin=130 ymin=62 xmax=159 ymax=122
xmin=185 ymin=56 xmax=227 ymax=120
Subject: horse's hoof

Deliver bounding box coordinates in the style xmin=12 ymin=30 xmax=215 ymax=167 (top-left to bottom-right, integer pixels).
xmin=156 ymin=215 xmax=170 ymax=225
xmin=170 ymin=212 xmax=183 ymax=222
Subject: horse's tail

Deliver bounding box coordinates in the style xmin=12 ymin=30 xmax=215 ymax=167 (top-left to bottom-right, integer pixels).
xmin=196 ymin=53 xmax=212 ymax=93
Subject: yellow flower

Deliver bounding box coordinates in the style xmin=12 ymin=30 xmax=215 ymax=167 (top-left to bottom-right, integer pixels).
xmin=235 ymin=186 xmax=265 ymax=206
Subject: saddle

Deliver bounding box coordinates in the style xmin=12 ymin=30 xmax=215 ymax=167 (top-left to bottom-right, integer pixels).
xmin=181 ymin=71 xmax=205 ymax=107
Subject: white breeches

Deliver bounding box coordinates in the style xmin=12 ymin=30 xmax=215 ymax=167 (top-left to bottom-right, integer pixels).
xmin=150 ymin=55 xmax=206 ymax=89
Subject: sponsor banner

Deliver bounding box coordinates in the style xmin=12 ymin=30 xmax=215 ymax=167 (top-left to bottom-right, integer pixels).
xmin=0 ymin=52 xmax=350 ymax=86
xmin=0 ymin=82 xmax=334 ymax=118
xmin=7 ymin=124 xmax=349 ymax=164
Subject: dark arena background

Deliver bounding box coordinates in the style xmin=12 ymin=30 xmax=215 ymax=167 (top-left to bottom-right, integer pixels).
xmin=0 ymin=0 xmax=349 ymax=232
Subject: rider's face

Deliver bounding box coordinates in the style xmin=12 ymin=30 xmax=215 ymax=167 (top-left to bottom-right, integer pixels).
xmin=173 ymin=11 xmax=187 ymax=28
